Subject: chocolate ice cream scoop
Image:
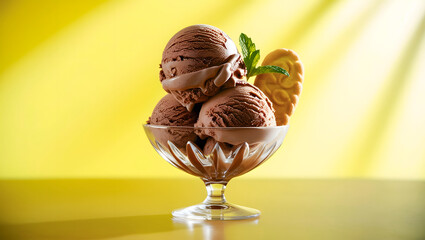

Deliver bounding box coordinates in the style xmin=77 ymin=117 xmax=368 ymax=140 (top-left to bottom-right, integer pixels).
xmin=149 ymin=94 xmax=198 ymax=126
xmin=203 ymin=137 xmax=235 ymax=155
xmin=195 ymin=81 xmax=276 ymax=143
xmin=160 ymin=24 xmax=246 ymax=111
xmin=148 ymin=94 xmax=198 ymax=149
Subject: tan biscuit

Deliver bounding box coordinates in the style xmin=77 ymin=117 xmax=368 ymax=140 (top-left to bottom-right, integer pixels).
xmin=254 ymin=49 xmax=304 ymax=125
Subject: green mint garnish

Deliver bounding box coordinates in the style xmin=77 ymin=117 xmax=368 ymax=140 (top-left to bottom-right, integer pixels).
xmin=239 ymin=33 xmax=289 ymax=80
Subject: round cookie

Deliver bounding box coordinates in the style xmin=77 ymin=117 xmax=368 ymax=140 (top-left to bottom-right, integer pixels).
xmin=254 ymin=49 xmax=304 ymax=125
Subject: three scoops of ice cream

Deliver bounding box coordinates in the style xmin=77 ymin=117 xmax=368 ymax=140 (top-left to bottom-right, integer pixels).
xmin=148 ymin=24 xmax=278 ymax=152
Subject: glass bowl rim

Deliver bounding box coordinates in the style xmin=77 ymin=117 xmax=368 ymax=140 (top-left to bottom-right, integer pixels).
xmin=144 ymin=124 xmax=289 ymax=130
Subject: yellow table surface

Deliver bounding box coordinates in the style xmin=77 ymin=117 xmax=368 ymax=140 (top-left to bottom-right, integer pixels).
xmin=1 ymin=179 xmax=424 ymax=239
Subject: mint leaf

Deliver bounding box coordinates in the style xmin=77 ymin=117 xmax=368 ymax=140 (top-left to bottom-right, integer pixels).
xmin=239 ymin=33 xmax=253 ymax=60
xmin=250 ymin=50 xmax=260 ymax=72
xmin=239 ymin=33 xmax=289 ymax=80
xmin=239 ymin=33 xmax=258 ymax=78
xmin=239 ymin=33 xmax=256 ymax=57
xmin=247 ymin=50 xmax=259 ymax=77
xmin=252 ymin=65 xmax=290 ymax=77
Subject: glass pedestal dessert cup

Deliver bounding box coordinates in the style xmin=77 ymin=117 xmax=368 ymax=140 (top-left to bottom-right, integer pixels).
xmin=144 ymin=125 xmax=289 ymax=220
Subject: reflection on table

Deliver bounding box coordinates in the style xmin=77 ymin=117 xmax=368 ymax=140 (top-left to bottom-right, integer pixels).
xmin=0 ymin=179 xmax=424 ymax=239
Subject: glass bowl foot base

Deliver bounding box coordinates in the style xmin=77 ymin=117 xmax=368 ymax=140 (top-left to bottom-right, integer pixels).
xmin=172 ymin=203 xmax=260 ymax=220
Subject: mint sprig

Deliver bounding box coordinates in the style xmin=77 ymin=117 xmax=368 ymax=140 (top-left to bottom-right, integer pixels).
xmin=239 ymin=33 xmax=289 ymax=80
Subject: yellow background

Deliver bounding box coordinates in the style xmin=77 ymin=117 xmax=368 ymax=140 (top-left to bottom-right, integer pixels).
xmin=1 ymin=0 xmax=425 ymax=179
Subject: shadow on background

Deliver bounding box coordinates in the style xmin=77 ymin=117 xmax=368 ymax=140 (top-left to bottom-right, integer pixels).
xmin=0 ymin=214 xmax=177 ymax=240
xmin=276 ymin=0 xmax=340 ymax=48
xmin=309 ymin=0 xmax=384 ymax=87
xmin=347 ymin=11 xmax=425 ymax=174
xmin=0 ymin=0 xmax=110 ymax=74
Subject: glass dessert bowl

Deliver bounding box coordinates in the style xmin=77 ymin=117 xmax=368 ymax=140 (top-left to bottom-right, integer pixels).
xmin=144 ymin=124 xmax=289 ymax=220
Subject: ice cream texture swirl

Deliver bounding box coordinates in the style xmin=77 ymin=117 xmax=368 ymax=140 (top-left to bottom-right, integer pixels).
xmin=161 ymin=54 xmax=241 ymax=93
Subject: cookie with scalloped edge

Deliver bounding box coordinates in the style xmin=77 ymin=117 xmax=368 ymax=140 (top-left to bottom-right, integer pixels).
xmin=254 ymin=49 xmax=304 ymax=125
